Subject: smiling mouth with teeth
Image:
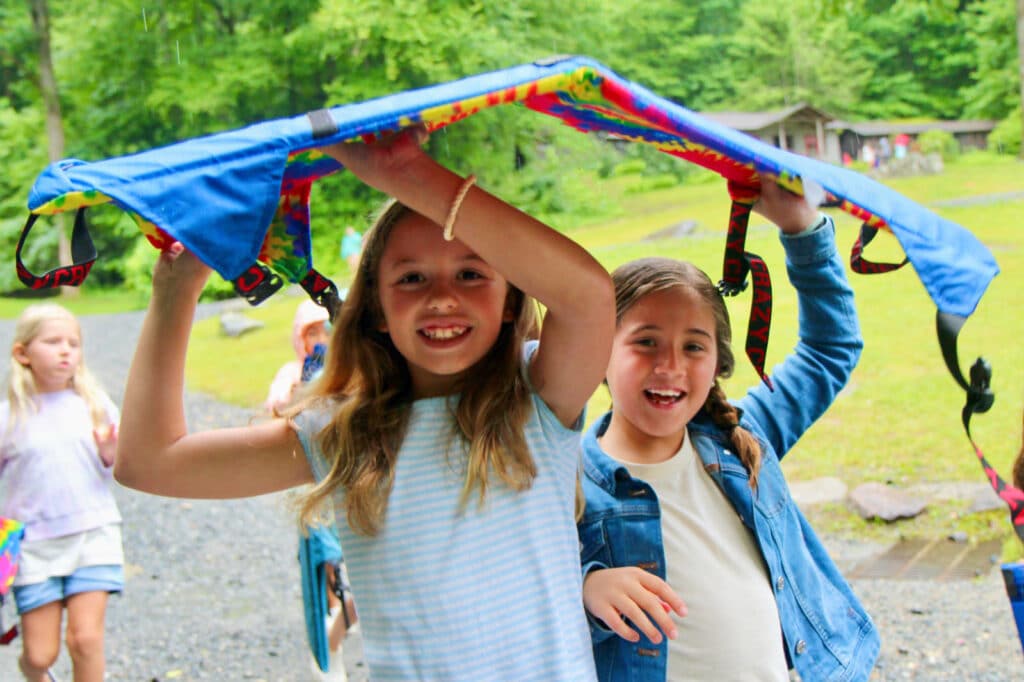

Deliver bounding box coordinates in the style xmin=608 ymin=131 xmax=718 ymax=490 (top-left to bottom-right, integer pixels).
xmin=420 ymin=326 xmax=468 ymax=340
xmin=645 ymin=388 xmax=683 ymax=405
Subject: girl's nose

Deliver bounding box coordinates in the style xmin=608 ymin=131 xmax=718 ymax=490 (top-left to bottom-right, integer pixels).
xmin=655 ymin=347 xmax=684 ymax=375
xmin=427 ymin=284 xmax=458 ymax=312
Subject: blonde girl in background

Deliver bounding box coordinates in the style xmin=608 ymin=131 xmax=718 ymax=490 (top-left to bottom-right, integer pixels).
xmin=115 ymin=125 xmax=614 ymax=681
xmin=1 ymin=304 xmax=122 ymax=682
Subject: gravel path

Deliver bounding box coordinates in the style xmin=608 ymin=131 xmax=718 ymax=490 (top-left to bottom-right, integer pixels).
xmin=0 ymin=306 xmax=1020 ymax=680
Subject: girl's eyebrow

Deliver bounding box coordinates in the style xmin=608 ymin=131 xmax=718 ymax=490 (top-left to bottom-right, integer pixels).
xmin=627 ymin=323 xmax=662 ymax=334
xmin=385 ymin=254 xmax=488 ymax=268
xmin=627 ymin=323 xmax=713 ymax=339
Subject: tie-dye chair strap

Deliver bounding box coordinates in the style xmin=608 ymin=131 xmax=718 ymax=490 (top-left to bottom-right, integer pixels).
xmin=16 ymin=210 xmax=97 ymax=289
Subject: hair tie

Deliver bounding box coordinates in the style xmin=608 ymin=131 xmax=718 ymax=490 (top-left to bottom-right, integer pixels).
xmin=443 ymin=174 xmax=477 ymax=241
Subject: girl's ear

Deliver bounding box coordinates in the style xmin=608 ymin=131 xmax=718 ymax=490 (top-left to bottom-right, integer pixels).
xmin=12 ymin=343 xmax=29 ymax=367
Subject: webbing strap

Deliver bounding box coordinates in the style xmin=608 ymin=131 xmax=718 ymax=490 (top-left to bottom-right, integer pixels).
xmin=962 ymin=385 xmax=1024 ymax=542
xmin=300 ymin=269 xmax=342 ymax=322
xmin=743 ymin=253 xmax=773 ymax=391
xmin=719 ymin=185 xmax=774 ymax=390
xmin=16 ymin=209 xmax=97 ymax=289
xmin=935 ymin=312 xmax=1020 ymax=539
xmin=849 ymin=222 xmax=908 ymax=274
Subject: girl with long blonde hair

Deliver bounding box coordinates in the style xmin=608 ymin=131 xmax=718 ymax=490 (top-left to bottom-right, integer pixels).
xmin=1 ymin=303 xmax=122 ymax=682
xmin=115 ymin=126 xmax=614 ymax=680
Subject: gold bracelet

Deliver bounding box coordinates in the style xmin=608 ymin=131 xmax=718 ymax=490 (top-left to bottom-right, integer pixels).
xmin=443 ymin=174 xmax=477 ymax=241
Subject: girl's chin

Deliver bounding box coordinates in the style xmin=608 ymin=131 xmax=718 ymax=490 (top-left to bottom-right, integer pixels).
xmin=635 ymin=407 xmax=692 ymax=432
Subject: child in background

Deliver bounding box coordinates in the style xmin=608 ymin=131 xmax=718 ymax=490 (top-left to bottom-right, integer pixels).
xmin=1 ymin=304 xmax=122 ymax=682
xmin=340 ymin=226 xmax=364 ymax=273
xmin=271 ymin=298 xmax=357 ymax=682
xmin=264 ymin=299 xmax=331 ymax=413
xmin=578 ymin=179 xmax=879 ymax=681
xmin=115 ymin=125 xmax=614 ymax=680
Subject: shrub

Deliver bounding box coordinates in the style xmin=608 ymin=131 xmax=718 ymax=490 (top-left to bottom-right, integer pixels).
xmin=988 ymin=110 xmax=1022 ymax=156
xmin=611 ymin=158 xmax=647 ymax=176
xmin=916 ymin=129 xmax=959 ymax=160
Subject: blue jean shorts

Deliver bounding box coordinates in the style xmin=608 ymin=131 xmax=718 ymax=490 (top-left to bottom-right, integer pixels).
xmin=13 ymin=564 xmax=124 ymax=615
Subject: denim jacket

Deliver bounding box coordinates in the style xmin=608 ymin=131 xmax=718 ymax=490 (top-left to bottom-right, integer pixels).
xmin=579 ymin=219 xmax=880 ymax=682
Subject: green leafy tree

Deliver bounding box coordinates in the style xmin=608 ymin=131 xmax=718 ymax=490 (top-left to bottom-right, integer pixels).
xmin=1018 ymin=0 xmax=1024 ymax=159
xmin=962 ymin=0 xmax=1019 ymax=118
xmin=723 ymin=0 xmax=870 ymax=115
xmin=589 ymin=0 xmax=744 ymax=110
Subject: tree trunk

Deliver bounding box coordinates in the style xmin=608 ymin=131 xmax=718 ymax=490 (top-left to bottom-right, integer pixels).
xmin=1018 ymin=0 xmax=1024 ymax=159
xmin=29 ymin=0 xmax=77 ymax=296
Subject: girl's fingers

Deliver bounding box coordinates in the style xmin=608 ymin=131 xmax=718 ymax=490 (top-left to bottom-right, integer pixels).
xmin=584 ymin=567 xmax=685 ymax=644
xmin=94 ymin=424 xmax=118 ymax=445
xmin=153 ymin=242 xmax=212 ymax=296
xmin=614 ymin=597 xmax=664 ymax=644
xmin=591 ymin=603 xmax=640 ymax=643
xmin=634 ymin=592 xmax=678 ymax=641
xmin=322 ymin=125 xmax=429 ymax=172
xmin=637 ymin=571 xmax=687 ymax=617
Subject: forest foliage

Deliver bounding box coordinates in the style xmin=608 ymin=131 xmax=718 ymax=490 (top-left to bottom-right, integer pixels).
xmin=0 ymin=0 xmax=1019 ymax=293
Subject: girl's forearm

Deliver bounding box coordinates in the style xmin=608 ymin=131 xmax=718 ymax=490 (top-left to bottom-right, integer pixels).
xmin=114 ymin=288 xmax=197 ymax=486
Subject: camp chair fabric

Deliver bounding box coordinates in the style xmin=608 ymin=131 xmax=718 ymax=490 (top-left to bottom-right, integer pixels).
xmin=21 ymin=56 xmax=996 ymax=320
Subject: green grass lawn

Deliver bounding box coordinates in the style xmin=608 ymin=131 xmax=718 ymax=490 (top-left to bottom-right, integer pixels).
xmin=184 ymin=292 xmax=309 ymax=408
xmin=10 ymin=153 xmax=1022 ymax=550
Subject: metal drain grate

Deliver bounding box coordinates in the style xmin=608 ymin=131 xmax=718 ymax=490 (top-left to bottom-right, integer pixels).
xmin=847 ymin=538 xmax=1002 ymax=581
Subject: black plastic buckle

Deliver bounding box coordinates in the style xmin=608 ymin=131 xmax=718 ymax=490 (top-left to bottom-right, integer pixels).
xmin=300 ymin=269 xmax=342 ymax=322
xmin=232 ymin=262 xmax=283 ymax=305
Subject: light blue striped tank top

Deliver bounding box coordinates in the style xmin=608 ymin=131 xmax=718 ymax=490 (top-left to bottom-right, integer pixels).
xmin=295 ymin=345 xmax=596 ymax=681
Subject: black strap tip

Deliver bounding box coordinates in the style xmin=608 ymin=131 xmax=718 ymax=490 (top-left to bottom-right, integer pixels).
xmin=717 ymin=279 xmax=748 ymax=297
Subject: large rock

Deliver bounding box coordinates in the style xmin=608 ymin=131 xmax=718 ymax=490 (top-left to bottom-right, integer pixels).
xmin=790 ymin=476 xmax=848 ymax=507
xmin=644 ymin=219 xmax=699 ymax=241
xmin=220 ymin=311 xmax=265 ymax=337
xmin=968 ymin=485 xmax=1005 ymax=514
xmin=848 ymin=482 xmax=927 ymax=522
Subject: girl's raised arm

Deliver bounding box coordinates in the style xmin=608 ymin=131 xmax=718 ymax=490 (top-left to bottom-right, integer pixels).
xmin=115 ymin=243 xmax=314 ymax=499
xmin=322 ymin=128 xmax=615 ymax=427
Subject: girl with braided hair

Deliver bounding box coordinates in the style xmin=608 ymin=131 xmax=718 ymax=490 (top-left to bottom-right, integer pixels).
xmin=577 ymin=177 xmax=879 ymax=682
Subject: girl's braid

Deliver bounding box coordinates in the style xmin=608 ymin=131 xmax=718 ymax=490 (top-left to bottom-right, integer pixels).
xmin=704 ymin=382 xmax=762 ymax=489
